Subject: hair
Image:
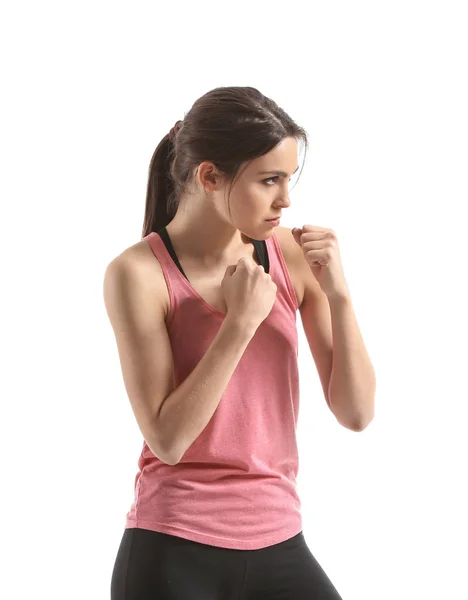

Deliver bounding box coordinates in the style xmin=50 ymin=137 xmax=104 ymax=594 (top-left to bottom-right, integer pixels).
xmin=141 ymin=86 xmax=308 ymax=239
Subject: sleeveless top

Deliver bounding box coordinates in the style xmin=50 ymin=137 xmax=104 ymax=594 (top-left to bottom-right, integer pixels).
xmin=124 ymin=227 xmax=301 ymax=550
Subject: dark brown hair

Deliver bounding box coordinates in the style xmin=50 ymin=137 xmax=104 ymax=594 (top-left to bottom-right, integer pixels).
xmin=141 ymin=86 xmax=308 ymax=239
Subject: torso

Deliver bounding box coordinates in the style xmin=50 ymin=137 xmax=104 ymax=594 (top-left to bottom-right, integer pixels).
xmin=126 ymin=226 xmax=305 ymax=321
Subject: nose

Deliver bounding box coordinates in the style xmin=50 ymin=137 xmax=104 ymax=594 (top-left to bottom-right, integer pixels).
xmin=276 ymin=192 xmax=291 ymax=210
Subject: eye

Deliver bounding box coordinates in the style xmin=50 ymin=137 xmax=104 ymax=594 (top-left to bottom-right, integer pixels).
xmin=263 ymin=176 xmax=292 ymax=185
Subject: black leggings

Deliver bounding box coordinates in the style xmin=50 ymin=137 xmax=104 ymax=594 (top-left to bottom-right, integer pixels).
xmin=111 ymin=527 xmax=343 ymax=599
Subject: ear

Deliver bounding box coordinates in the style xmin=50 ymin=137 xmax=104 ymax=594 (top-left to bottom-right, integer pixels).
xmin=197 ymin=161 xmax=225 ymax=192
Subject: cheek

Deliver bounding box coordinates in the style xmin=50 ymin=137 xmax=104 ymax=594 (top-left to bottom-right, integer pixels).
xmin=249 ymin=182 xmax=272 ymax=202
xmin=234 ymin=184 xmax=264 ymax=209
xmin=230 ymin=183 xmax=272 ymax=220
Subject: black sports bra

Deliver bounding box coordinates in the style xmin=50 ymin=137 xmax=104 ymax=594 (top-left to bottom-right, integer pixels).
xmin=156 ymin=227 xmax=270 ymax=281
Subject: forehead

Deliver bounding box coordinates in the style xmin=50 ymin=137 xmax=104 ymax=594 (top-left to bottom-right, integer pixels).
xmin=247 ymin=137 xmax=299 ymax=175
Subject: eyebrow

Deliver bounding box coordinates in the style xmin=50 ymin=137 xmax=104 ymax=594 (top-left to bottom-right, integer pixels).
xmin=258 ymin=165 xmax=300 ymax=177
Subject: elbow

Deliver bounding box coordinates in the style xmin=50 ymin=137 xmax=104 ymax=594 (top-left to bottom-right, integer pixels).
xmin=350 ymin=412 xmax=375 ymax=432
xmin=335 ymin=410 xmax=374 ymax=432
xmin=163 ymin=446 xmax=181 ymax=465
xmin=146 ymin=440 xmax=179 ymax=466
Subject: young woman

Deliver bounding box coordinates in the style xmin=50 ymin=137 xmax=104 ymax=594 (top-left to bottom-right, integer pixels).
xmin=104 ymin=86 xmax=373 ymax=598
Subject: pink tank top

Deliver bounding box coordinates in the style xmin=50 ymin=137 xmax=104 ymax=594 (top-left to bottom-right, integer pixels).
xmin=125 ymin=229 xmax=301 ymax=550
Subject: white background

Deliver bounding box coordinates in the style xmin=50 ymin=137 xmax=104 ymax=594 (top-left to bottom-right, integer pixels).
xmin=1 ymin=1 xmax=467 ymax=598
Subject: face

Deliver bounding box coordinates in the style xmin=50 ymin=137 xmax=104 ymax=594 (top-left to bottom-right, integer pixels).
xmin=189 ymin=136 xmax=299 ymax=244
xmin=223 ymin=136 xmax=299 ymax=240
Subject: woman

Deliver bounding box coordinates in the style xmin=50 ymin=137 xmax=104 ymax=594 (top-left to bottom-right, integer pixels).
xmin=104 ymin=86 xmax=350 ymax=599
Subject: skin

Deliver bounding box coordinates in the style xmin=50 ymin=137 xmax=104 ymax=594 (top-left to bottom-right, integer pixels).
xmin=165 ymin=136 xmax=300 ymax=266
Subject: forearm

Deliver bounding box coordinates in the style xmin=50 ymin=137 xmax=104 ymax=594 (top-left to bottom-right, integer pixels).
xmin=327 ymin=294 xmax=376 ymax=431
xmin=155 ymin=317 xmax=256 ymax=464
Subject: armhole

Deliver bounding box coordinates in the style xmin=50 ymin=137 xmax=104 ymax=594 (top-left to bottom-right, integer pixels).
xmin=143 ymin=233 xmax=175 ymax=328
xmin=270 ymin=232 xmax=300 ymax=312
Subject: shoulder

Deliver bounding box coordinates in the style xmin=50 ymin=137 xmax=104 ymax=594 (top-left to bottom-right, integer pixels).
xmin=106 ymin=237 xmax=163 ymax=278
xmin=274 ymin=225 xmax=300 ymax=260
xmin=104 ymin=237 xmax=170 ymax=317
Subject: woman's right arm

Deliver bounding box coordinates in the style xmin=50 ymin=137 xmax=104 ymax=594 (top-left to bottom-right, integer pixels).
xmin=103 ymin=255 xmax=256 ymax=466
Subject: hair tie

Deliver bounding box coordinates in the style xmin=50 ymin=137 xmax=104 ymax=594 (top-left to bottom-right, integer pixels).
xmin=169 ymin=120 xmax=183 ymax=142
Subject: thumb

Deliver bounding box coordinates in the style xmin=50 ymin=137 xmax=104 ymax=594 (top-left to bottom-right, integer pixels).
xmin=291 ymin=227 xmax=302 ymax=245
xmin=224 ymin=264 xmax=237 ymax=277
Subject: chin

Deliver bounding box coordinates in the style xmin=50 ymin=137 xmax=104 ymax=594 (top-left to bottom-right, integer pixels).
xmin=241 ymin=228 xmax=271 ymax=242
